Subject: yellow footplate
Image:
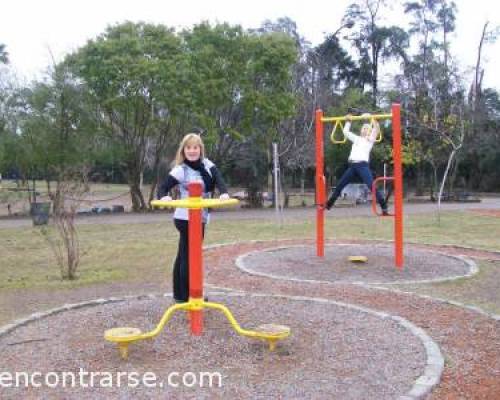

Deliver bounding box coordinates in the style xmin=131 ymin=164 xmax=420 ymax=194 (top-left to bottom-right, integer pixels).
xmin=104 ymin=327 xmax=143 ymax=359
xmin=255 ymin=324 xmax=291 ymax=351
xmin=348 ymin=256 xmax=368 ymax=263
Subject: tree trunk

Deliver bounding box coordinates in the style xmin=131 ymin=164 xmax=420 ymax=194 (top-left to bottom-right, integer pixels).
xmin=437 ymin=148 xmax=457 ymax=224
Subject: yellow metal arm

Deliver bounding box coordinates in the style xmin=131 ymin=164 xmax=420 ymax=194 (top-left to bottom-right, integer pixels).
xmin=321 ymin=113 xmax=392 ymax=123
xmin=327 ymin=115 xmax=385 ymax=144
xmin=151 ymin=198 xmax=239 ymax=210
xmin=105 ymin=299 xmax=290 ymax=358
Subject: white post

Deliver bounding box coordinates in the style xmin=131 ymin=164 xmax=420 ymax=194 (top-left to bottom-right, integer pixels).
xmin=272 ymin=143 xmax=282 ymax=227
xmin=383 ymin=162 xmax=387 ymax=197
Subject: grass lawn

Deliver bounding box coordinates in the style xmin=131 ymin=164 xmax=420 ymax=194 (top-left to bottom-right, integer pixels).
xmin=1 ymin=210 xmax=499 ymax=317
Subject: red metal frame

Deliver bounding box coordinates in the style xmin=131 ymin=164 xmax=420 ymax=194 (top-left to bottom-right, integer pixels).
xmin=315 ymin=103 xmax=404 ymax=268
xmin=371 ymin=176 xmax=394 ymax=216
xmin=391 ymin=104 xmax=404 ymax=268
xmin=315 ymin=109 xmax=325 ymax=257
xmin=188 ymin=182 xmax=203 ymax=335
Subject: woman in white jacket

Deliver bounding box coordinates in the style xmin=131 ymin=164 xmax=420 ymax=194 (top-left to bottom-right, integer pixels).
xmin=157 ymin=133 xmax=229 ymax=302
xmin=325 ymin=114 xmax=388 ymax=215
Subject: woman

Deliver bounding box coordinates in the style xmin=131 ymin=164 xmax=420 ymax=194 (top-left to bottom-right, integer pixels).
xmin=157 ymin=133 xmax=229 ymax=302
xmin=325 ymin=114 xmax=388 ymax=215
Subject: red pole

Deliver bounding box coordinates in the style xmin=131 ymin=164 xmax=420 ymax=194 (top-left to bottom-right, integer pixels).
xmin=391 ymin=104 xmax=404 ymax=268
xmin=315 ymin=109 xmax=325 ymax=257
xmin=188 ymin=182 xmax=203 ymax=335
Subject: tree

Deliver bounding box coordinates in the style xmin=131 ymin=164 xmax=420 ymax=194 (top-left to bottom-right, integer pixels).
xmin=0 ymin=44 xmax=8 ymax=64
xmin=182 ymin=22 xmax=298 ymax=204
xmin=68 ymin=22 xmax=185 ymax=211
xmin=40 ymin=167 xmax=90 ymax=280
xmin=343 ymin=0 xmax=409 ymax=106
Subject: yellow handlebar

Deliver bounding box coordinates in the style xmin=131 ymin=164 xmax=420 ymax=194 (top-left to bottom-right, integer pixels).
xmin=321 ymin=113 xmax=392 ymax=123
xmin=151 ymin=198 xmax=239 ymax=210
xmin=328 ymin=115 xmax=387 ymax=144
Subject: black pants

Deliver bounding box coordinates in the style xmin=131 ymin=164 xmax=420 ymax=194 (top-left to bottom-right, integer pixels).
xmin=327 ymin=161 xmax=387 ymax=211
xmin=173 ymin=219 xmax=205 ymax=302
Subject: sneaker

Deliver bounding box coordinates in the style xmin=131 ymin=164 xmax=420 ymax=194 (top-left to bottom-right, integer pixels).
xmin=382 ymin=209 xmax=389 ymax=216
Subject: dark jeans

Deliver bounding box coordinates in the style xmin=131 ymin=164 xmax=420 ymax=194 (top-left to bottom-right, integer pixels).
xmin=173 ymin=218 xmax=205 ymax=302
xmin=327 ymin=161 xmax=387 ymax=211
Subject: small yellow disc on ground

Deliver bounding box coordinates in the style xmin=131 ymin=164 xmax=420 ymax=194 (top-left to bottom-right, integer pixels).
xmin=348 ymin=256 xmax=368 ymax=263
xmin=255 ymin=324 xmax=291 ymax=337
xmin=104 ymin=327 xmax=142 ymax=342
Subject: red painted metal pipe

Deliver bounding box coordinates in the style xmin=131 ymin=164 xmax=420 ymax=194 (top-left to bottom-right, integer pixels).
xmin=315 ymin=109 xmax=325 ymax=257
xmin=188 ymin=181 xmax=203 ymax=335
xmin=391 ymin=104 xmax=404 ymax=268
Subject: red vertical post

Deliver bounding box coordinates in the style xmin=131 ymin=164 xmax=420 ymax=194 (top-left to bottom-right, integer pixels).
xmin=315 ymin=109 xmax=325 ymax=257
xmin=188 ymin=182 xmax=203 ymax=335
xmin=391 ymin=104 xmax=404 ymax=268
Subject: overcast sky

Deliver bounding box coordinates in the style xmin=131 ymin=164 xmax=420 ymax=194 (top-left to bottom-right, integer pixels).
xmin=1 ymin=0 xmax=499 ymax=90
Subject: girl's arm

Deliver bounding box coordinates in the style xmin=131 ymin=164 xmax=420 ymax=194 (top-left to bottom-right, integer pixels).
xmin=368 ymin=120 xmax=380 ymax=142
xmin=209 ymin=165 xmax=229 ymax=196
xmin=343 ymin=122 xmax=359 ymax=143
xmin=157 ymin=174 xmax=179 ymax=199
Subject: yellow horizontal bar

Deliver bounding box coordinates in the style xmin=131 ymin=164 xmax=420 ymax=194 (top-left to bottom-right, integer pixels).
xmin=321 ymin=113 xmax=392 ymax=122
xmin=151 ymin=198 xmax=239 ymax=209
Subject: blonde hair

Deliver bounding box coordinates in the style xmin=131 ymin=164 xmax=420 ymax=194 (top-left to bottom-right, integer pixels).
xmin=361 ymin=121 xmax=379 ymax=138
xmin=174 ymin=133 xmax=205 ymax=166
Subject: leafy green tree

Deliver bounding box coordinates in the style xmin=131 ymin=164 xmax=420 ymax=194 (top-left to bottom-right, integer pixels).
xmin=68 ymin=22 xmax=185 ymax=210
xmin=181 ymin=22 xmax=297 ymax=203
xmin=343 ymin=0 xmax=409 ymax=106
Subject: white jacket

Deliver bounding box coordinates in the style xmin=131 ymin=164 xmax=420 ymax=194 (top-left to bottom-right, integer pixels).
xmin=343 ymin=122 xmax=378 ymax=163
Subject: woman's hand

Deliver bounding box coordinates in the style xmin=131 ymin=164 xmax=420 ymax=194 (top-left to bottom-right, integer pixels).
xmin=219 ymin=193 xmax=230 ymax=201
xmin=345 ymin=113 xmax=353 ymax=121
xmin=160 ymin=195 xmax=172 ymax=201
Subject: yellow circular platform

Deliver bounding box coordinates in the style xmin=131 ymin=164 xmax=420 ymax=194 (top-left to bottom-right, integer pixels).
xmin=255 ymin=324 xmax=291 ymax=338
xmin=104 ymin=327 xmax=143 ymax=342
xmin=348 ymin=256 xmax=368 ymax=263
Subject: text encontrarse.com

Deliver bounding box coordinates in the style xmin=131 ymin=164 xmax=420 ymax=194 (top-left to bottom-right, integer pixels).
xmin=0 ymin=369 xmax=223 ymax=389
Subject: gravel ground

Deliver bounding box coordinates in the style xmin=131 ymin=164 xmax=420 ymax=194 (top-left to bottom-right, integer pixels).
xmin=0 ymin=294 xmax=426 ymax=399
xmin=1 ymin=239 xmax=499 ymax=399
xmin=204 ymin=240 xmax=500 ymax=399
xmin=238 ymin=244 xmax=473 ymax=284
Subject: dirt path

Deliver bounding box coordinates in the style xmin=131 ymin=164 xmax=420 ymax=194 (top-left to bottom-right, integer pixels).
xmin=1 ymin=198 xmax=500 ymax=229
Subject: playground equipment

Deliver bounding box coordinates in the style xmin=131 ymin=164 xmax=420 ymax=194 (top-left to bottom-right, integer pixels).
xmin=105 ymin=182 xmax=290 ymax=359
xmin=330 ymin=116 xmax=384 ymax=144
xmin=348 ymin=255 xmax=368 ymax=263
xmin=315 ymin=104 xmax=404 ymax=268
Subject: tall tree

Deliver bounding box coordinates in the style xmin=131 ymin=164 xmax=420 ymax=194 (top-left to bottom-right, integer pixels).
xmin=0 ymin=44 xmax=8 ymax=64
xmin=68 ymin=22 xmax=185 ymax=211
xmin=343 ymin=0 xmax=408 ymax=106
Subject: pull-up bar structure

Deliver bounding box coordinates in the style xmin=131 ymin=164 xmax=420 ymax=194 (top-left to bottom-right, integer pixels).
xmin=314 ymin=104 xmax=404 ymax=268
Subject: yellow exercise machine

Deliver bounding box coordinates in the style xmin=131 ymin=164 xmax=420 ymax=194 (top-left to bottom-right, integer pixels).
xmin=105 ymin=182 xmax=290 ymax=359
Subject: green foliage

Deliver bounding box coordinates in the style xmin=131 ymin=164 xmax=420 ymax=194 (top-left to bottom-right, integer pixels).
xmin=181 ymin=23 xmax=298 ymax=161
xmin=0 ymin=44 xmax=8 ymax=64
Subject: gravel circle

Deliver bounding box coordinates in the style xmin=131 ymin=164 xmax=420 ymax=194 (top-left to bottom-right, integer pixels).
xmin=0 ymin=293 xmax=431 ymax=399
xmin=237 ymin=244 xmax=475 ymax=285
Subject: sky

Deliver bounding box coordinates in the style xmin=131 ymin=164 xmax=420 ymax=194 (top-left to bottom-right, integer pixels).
xmin=1 ymin=0 xmax=500 ymax=90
